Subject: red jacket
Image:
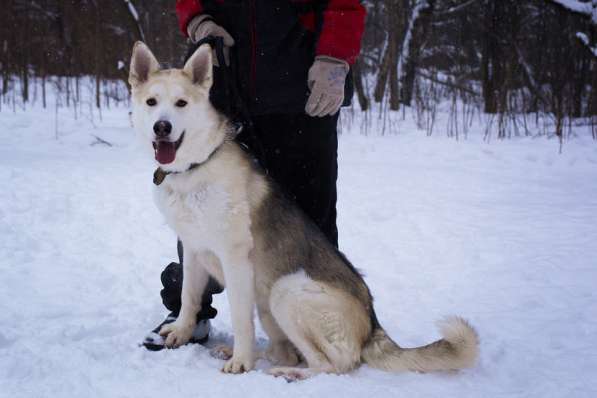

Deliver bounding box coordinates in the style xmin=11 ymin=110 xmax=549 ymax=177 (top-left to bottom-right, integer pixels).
xmin=175 ymin=0 xmax=366 ymax=65
xmin=175 ymin=0 xmax=366 ymax=115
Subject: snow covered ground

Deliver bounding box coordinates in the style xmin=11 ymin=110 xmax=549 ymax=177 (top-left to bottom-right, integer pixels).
xmin=1 ymin=104 xmax=596 ymax=398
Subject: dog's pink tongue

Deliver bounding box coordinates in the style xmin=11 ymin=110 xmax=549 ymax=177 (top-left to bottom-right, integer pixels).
xmin=155 ymin=141 xmax=176 ymax=164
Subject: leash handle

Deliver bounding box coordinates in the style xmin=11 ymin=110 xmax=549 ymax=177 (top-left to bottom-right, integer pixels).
xmin=183 ymin=36 xmax=263 ymax=167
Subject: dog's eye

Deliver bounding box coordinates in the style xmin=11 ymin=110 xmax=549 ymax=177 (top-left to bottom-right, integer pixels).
xmin=146 ymin=98 xmax=157 ymax=106
xmin=175 ymin=99 xmax=188 ymax=108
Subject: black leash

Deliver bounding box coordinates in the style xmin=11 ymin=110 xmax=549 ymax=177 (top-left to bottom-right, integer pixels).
xmin=184 ymin=36 xmax=267 ymax=171
xmin=184 ymin=36 xmax=252 ymax=135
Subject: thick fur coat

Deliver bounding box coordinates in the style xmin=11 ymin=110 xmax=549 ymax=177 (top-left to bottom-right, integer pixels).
xmin=129 ymin=42 xmax=479 ymax=379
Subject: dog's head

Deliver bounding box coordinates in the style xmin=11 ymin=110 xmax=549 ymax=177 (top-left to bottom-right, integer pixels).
xmin=129 ymin=42 xmax=219 ymax=171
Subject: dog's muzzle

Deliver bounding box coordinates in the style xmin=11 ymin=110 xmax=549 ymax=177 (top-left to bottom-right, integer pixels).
xmin=152 ymin=131 xmax=185 ymax=165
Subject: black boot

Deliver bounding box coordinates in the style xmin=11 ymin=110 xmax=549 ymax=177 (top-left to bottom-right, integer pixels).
xmin=142 ymin=259 xmax=223 ymax=351
xmin=142 ymin=311 xmax=212 ymax=351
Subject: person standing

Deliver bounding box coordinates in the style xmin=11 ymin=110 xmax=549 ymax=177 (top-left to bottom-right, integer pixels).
xmin=143 ymin=0 xmax=366 ymax=350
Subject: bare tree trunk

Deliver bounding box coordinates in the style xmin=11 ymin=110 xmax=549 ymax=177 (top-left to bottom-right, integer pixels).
xmin=591 ymin=58 xmax=597 ymax=117
xmin=388 ymin=29 xmax=400 ymax=111
xmin=399 ymin=0 xmax=436 ymax=106
xmin=573 ymin=54 xmax=588 ymax=117
xmin=373 ymin=0 xmax=402 ymax=105
xmin=373 ymin=42 xmax=391 ymax=103
xmin=481 ymin=1 xmax=500 ymax=114
xmin=22 ymin=61 xmax=29 ymax=103
xmin=42 ymin=54 xmax=47 ymax=109
xmin=95 ymin=3 xmax=101 ymax=109
xmin=387 ymin=0 xmax=403 ymax=110
xmin=352 ymin=59 xmax=370 ymax=111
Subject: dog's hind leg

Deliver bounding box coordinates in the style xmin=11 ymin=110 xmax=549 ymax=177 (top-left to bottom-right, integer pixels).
xmin=267 ymin=271 xmax=371 ymax=380
xmin=257 ymin=305 xmax=300 ymax=366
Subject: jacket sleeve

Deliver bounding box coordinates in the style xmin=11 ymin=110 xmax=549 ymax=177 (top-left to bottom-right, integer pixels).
xmin=175 ymin=0 xmax=204 ymax=36
xmin=316 ymin=0 xmax=366 ymax=65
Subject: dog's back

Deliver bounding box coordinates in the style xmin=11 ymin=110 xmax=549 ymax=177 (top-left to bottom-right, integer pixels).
xmin=129 ymin=41 xmax=478 ymax=378
xmin=245 ymin=151 xmax=478 ymax=377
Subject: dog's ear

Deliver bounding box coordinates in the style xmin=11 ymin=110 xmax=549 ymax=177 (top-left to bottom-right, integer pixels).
xmin=129 ymin=41 xmax=160 ymax=87
xmin=183 ymin=43 xmax=213 ymax=90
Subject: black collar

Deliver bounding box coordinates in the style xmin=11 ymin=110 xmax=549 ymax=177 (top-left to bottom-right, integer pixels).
xmin=153 ymin=141 xmax=223 ymax=186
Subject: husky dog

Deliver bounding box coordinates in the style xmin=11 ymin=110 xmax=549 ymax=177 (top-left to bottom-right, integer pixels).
xmin=129 ymin=42 xmax=479 ymax=379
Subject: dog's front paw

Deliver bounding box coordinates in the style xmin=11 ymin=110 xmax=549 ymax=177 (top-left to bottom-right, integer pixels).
xmin=159 ymin=320 xmax=194 ymax=348
xmin=222 ymin=353 xmax=254 ymax=374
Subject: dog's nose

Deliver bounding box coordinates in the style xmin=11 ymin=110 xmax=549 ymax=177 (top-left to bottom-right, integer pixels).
xmin=153 ymin=120 xmax=172 ymax=138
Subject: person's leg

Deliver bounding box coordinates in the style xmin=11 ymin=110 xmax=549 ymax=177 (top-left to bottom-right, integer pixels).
xmin=249 ymin=113 xmax=339 ymax=247
xmin=142 ymin=240 xmax=223 ymax=350
xmin=174 ymin=239 xmax=223 ymax=320
xmin=159 ymin=243 xmax=223 ymax=320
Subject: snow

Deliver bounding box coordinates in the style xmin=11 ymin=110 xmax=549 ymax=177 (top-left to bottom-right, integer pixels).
xmin=549 ymin=0 xmax=597 ymax=24
xmin=124 ymin=0 xmax=139 ymax=22
xmin=1 ymin=102 xmax=597 ymax=398
xmin=577 ymin=32 xmax=597 ymax=56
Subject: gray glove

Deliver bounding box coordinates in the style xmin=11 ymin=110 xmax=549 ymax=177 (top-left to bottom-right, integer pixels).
xmin=187 ymin=15 xmax=234 ymax=66
xmin=305 ymin=56 xmax=349 ymax=117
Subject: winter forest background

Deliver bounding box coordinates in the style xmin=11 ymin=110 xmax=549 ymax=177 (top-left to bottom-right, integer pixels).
xmin=2 ymin=2 xmax=597 ymax=396
xmin=1 ymin=0 xmax=596 ymax=143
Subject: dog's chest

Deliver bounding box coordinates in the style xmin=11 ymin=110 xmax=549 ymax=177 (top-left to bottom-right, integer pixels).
xmin=154 ymin=181 xmax=232 ymax=243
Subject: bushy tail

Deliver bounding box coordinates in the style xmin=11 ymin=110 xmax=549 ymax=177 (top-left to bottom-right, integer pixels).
xmin=361 ymin=316 xmax=479 ymax=373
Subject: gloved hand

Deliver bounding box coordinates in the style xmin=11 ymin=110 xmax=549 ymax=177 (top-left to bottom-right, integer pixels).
xmin=187 ymin=15 xmax=234 ymax=66
xmin=305 ymin=56 xmax=349 ymax=117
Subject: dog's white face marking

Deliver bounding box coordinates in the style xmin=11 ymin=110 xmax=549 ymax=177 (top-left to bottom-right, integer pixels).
xmin=128 ymin=42 xmax=216 ymax=171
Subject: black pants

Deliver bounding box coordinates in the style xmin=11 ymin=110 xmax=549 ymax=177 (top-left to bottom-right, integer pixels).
xmin=159 ymin=113 xmax=339 ymax=320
